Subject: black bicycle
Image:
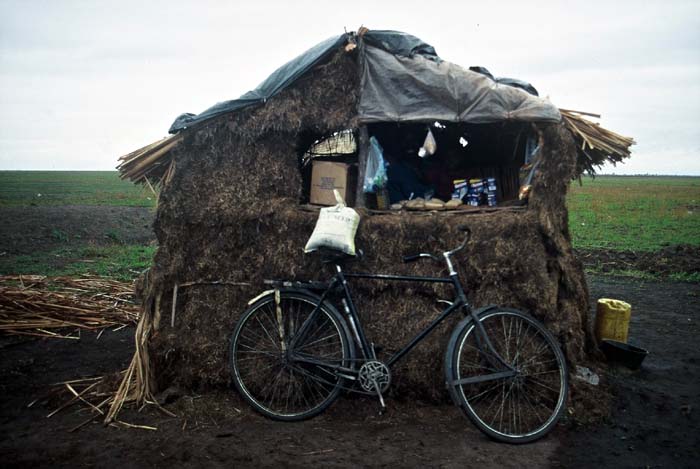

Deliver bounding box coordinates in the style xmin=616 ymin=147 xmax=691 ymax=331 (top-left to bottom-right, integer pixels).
xmin=229 ymin=226 xmax=568 ymax=444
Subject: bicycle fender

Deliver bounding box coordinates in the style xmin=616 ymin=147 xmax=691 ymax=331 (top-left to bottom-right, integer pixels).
xmin=247 ymin=289 xmax=276 ymax=305
xmin=246 ymin=287 xmax=317 ymax=306
xmin=471 ymin=304 xmax=500 ymax=318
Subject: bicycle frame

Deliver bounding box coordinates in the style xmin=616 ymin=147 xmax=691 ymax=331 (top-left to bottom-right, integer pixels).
xmin=340 ymin=269 xmax=464 ymax=366
xmin=288 ymin=262 xmax=515 ymax=377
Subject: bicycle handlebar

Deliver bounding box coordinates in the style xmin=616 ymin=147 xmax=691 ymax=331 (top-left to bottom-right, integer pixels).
xmin=402 ymin=225 xmax=471 ymax=270
xmin=457 ymin=224 xmax=472 ymax=236
xmin=402 ymin=253 xmax=440 ymax=263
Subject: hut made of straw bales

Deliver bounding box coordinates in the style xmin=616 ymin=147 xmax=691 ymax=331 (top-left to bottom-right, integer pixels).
xmin=109 ymin=29 xmax=633 ymax=420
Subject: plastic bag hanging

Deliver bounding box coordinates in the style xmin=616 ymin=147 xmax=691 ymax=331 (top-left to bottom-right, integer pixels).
xmin=363 ymin=136 xmax=387 ymax=193
xmin=418 ymin=128 xmax=437 ymax=158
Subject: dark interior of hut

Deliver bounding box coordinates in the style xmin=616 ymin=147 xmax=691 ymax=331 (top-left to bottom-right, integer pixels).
xmin=298 ymin=122 xmax=536 ymax=208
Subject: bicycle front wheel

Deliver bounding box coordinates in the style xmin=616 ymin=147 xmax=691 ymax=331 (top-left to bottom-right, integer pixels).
xmin=230 ymin=290 xmax=353 ymax=421
xmin=445 ymin=308 xmax=568 ymax=444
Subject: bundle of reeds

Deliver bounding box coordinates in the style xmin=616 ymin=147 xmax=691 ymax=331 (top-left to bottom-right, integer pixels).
xmin=560 ymin=109 xmax=635 ymax=174
xmin=0 ymin=275 xmax=139 ymax=339
xmin=116 ymin=133 xmax=183 ymax=186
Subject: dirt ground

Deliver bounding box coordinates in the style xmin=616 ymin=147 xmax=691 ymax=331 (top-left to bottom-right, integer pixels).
xmin=0 ymin=206 xmax=698 ymax=467
xmin=1 ymin=278 xmax=698 ymax=467
xmin=0 ymin=205 xmax=154 ymax=253
xmin=576 ymin=246 xmax=700 ymax=278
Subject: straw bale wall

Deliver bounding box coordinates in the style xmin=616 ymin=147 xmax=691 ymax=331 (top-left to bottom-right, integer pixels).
xmin=137 ymin=48 xmax=591 ymax=401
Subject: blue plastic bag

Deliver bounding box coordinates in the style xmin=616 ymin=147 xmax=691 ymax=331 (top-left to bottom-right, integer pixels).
xmin=363 ymin=136 xmax=387 ymax=193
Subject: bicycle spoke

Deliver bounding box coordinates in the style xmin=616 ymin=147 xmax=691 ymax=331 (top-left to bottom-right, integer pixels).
xmin=254 ymin=315 xmax=281 ymax=352
xmin=521 ymin=368 xmax=560 ymax=378
xmin=298 ymin=332 xmax=342 ymax=350
xmin=238 ymin=343 xmax=277 ymax=354
xmin=526 ymin=376 xmax=560 ymax=397
xmin=519 ymin=383 xmax=547 ymax=424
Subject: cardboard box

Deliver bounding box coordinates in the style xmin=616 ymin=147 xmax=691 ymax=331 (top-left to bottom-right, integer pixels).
xmin=310 ymin=161 xmax=356 ymax=206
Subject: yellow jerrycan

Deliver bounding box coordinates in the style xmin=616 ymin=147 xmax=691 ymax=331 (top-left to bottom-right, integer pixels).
xmin=594 ymin=298 xmax=632 ymax=343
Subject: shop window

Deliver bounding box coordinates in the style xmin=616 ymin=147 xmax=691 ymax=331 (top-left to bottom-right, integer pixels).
xmin=364 ymin=122 xmax=536 ymax=209
xmin=299 ymin=123 xmax=537 ymax=210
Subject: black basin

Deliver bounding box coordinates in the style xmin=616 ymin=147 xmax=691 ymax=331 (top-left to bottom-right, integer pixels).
xmin=600 ymin=339 xmax=649 ymax=370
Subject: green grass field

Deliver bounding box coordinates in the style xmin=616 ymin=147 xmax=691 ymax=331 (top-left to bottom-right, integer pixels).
xmin=1 ymin=172 xmax=698 ymax=280
xmin=0 ymin=171 xmax=156 ymax=207
xmin=6 ymin=245 xmax=157 ymax=281
xmin=568 ymin=175 xmax=700 ymax=251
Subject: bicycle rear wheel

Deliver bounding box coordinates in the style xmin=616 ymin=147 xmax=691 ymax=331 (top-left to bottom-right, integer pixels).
xmin=230 ymin=290 xmax=353 ymax=421
xmin=445 ymin=308 xmax=568 ymax=443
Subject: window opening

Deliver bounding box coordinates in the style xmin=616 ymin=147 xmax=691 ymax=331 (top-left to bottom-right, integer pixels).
xmin=362 ymin=122 xmax=534 ymax=210
xmin=298 ymin=129 xmax=358 ymax=206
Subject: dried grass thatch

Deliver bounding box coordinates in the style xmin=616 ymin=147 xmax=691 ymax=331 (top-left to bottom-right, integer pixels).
xmin=560 ymin=109 xmax=635 ymax=175
xmin=0 ymin=275 xmax=139 ymax=339
xmin=117 ymin=133 xmax=182 ymax=189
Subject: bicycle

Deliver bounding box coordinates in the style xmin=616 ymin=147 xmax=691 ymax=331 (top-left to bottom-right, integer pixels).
xmin=229 ymin=226 xmax=569 ymax=443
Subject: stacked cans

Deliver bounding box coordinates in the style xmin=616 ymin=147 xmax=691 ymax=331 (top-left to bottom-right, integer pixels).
xmin=452 ymin=179 xmax=468 ymax=200
xmin=452 ymin=178 xmax=497 ymax=206
xmin=462 ymin=178 xmax=497 ymax=207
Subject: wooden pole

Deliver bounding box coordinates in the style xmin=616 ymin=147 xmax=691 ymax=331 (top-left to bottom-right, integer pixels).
xmin=170 ymin=284 xmax=178 ymax=328
xmin=355 ymin=126 xmax=369 ymax=208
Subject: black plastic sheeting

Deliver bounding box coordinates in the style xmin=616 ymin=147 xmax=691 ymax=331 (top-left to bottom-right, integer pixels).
xmin=167 ymin=29 xmax=559 ymax=134
xmin=469 ymin=66 xmax=539 ymax=96
xmin=168 ymin=34 xmax=347 ymax=133
xmin=362 ymin=29 xmax=439 ymax=61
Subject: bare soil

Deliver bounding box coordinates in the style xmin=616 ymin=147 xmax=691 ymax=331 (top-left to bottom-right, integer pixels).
xmin=0 ymin=205 xmax=154 ymax=253
xmin=0 ymin=275 xmax=697 ymax=468
xmin=576 ymin=246 xmax=700 ymax=278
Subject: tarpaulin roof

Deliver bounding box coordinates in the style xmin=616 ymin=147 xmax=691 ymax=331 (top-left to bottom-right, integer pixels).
xmin=168 ymin=29 xmax=560 ymax=134
xmin=168 ymin=34 xmax=347 ymax=133
xmin=357 ymin=41 xmax=560 ymax=123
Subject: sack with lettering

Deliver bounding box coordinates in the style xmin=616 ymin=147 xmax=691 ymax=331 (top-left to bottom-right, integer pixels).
xmin=304 ymin=190 xmax=360 ymax=256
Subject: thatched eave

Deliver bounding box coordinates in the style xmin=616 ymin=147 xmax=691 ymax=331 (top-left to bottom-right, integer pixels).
xmin=560 ymin=109 xmax=635 ymax=176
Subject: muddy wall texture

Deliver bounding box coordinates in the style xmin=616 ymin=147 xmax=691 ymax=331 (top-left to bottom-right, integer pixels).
xmin=139 ymin=49 xmax=591 ymax=401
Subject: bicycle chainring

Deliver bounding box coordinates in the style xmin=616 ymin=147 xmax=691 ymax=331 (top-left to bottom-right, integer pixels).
xmin=358 ymin=360 xmax=391 ymax=393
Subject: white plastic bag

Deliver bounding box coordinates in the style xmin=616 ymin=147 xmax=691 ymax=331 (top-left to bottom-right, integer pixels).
xmin=304 ymin=190 xmax=360 ymax=256
xmin=418 ymin=128 xmax=437 ymax=158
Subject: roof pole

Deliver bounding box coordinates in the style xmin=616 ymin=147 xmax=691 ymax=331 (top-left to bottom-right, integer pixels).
xmin=355 ymin=126 xmax=369 ymax=208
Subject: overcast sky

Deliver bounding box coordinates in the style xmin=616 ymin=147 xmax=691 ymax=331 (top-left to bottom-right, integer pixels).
xmin=1 ymin=0 xmax=698 ymax=174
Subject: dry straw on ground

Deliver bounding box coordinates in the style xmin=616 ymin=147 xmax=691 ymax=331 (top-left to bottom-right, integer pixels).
xmin=0 ymin=275 xmax=139 ymax=339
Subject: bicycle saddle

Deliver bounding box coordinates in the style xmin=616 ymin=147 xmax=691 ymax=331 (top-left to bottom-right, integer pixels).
xmin=314 ymin=247 xmax=365 ymax=264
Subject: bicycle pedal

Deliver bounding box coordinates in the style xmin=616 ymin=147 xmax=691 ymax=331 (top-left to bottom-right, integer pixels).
xmin=376 ymin=396 xmax=387 ymax=416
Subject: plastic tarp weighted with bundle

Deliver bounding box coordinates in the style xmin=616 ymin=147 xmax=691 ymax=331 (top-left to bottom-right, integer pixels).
xmin=166 ymin=30 xmax=560 ymax=135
